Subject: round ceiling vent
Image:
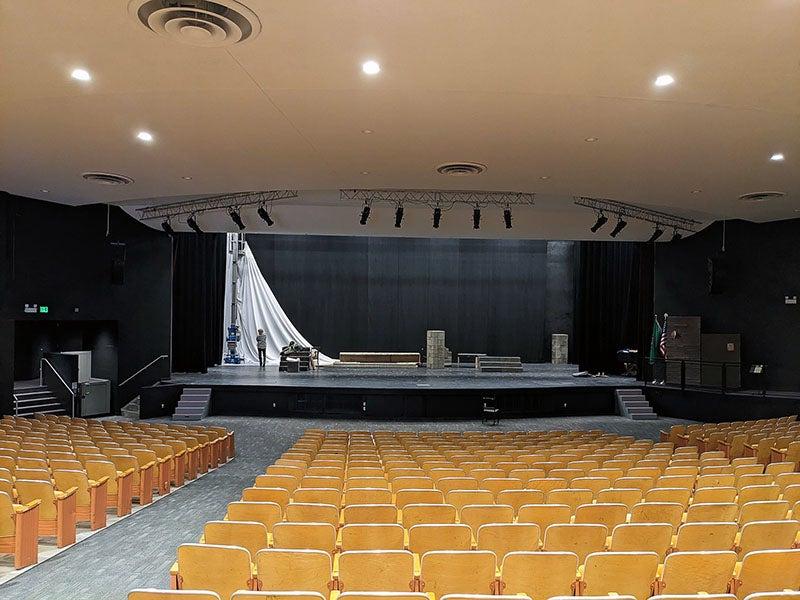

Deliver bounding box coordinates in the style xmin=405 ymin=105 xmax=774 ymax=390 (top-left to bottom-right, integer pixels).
xmin=128 ymin=0 xmax=261 ymax=47
xmin=436 ymin=162 xmax=487 ymax=176
xmin=82 ymin=172 xmax=135 ymax=185
xmin=739 ymin=191 xmax=786 ymax=203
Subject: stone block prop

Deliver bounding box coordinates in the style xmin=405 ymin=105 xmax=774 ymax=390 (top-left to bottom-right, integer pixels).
xmin=551 ymin=333 xmax=569 ymax=364
xmin=426 ymin=330 xmax=447 ymax=369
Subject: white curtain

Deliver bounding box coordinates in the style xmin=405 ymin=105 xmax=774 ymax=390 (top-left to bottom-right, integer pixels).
xmin=222 ymin=234 xmax=335 ymax=365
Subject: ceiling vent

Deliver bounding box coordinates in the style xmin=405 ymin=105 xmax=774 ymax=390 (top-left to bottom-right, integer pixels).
xmin=738 ymin=191 xmax=786 ymax=203
xmin=436 ymin=162 xmax=487 ymax=176
xmin=128 ymin=0 xmax=261 ymax=47
xmin=82 ymin=172 xmax=135 ymax=186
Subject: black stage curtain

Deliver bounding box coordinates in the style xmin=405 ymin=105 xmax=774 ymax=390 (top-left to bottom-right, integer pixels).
xmin=574 ymin=241 xmax=654 ymax=374
xmin=171 ymin=233 xmax=226 ymax=372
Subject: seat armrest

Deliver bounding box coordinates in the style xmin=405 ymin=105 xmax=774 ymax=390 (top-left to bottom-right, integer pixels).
xmin=55 ymin=486 xmax=78 ymax=500
xmin=13 ymin=499 xmax=42 ymax=513
xmin=89 ymin=476 xmax=110 ymax=488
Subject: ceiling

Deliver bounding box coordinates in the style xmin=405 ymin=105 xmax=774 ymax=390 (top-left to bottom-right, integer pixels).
xmin=1 ymin=0 xmax=798 ymax=240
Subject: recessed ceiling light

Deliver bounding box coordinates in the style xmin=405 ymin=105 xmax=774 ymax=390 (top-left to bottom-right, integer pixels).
xmin=182 ymin=176 xmax=193 ymax=180
xmin=361 ymin=129 xmax=374 ymax=134
xmin=654 ymin=74 xmax=675 ymax=87
xmin=539 ymin=176 xmax=550 ymax=180
xmin=362 ymin=60 xmax=381 ymax=75
xmin=584 ymin=137 xmax=598 ymax=143
xmin=361 ymin=171 xmax=370 ymax=175
xmin=40 ymin=188 xmax=49 ymax=193
xmin=136 ymin=130 xmax=154 ymax=143
xmin=71 ymin=68 xmax=92 ymax=82
xmin=770 ymin=152 xmax=785 ymax=162
xmin=691 ymin=189 xmax=702 ymax=194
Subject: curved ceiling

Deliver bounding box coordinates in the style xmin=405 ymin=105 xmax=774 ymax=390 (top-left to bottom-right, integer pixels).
xmin=1 ymin=0 xmax=798 ymax=239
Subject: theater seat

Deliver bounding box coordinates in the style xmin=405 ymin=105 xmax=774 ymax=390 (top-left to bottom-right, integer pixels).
xmin=338 ymin=593 xmax=427 ymax=600
xmin=254 ymin=548 xmax=332 ymax=597
xmin=174 ymin=544 xmax=255 ymax=598
xmin=580 ymin=551 xmax=659 ymax=600
xmin=340 ymin=524 xmax=405 ymax=551
xmin=419 ymin=550 xmax=497 ymax=598
xmin=53 ymin=469 xmax=108 ymax=530
xmin=272 ymin=522 xmax=337 ymax=555
xmin=15 ymin=479 xmax=77 ymax=547
xmin=401 ymin=504 xmax=457 ymax=528
xmin=85 ymin=459 xmax=134 ymax=516
xmin=203 ymin=521 xmax=269 ymax=559
xmin=543 ymin=523 xmax=607 ymax=562
xmin=0 ymin=490 xmax=39 ymax=568
xmin=233 ymin=593 xmax=326 ymax=600
xmin=129 ymin=591 xmax=221 ymax=600
xmin=656 ymin=551 xmax=737 ymax=595
xmin=338 ymin=550 xmax=415 ymax=592
xmin=498 ymin=551 xmax=578 ymax=600
xmin=732 ymin=549 xmax=800 ymax=599
xmin=476 ymin=523 xmax=540 ymax=561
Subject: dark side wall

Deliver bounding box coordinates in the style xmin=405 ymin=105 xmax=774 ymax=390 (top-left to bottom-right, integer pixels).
xmin=0 ymin=192 xmax=172 ymax=414
xmin=247 ymin=234 xmax=575 ymax=362
xmin=654 ymin=218 xmax=800 ymax=391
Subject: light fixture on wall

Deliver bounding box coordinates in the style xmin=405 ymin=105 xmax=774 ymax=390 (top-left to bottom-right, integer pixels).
xmin=590 ymin=212 xmax=608 ymax=233
xmin=359 ymin=203 xmax=371 ymax=225
xmin=161 ymin=218 xmax=174 ymax=235
xmin=186 ymin=214 xmax=203 ymax=233
xmin=647 ymin=225 xmax=665 ymax=243
xmin=257 ymin=205 xmax=274 ymax=226
xmin=432 ymin=206 xmax=442 ymax=229
xmin=609 ymin=217 xmax=628 ymax=238
xmin=503 ymin=207 xmax=512 ymax=229
xmin=229 ymin=207 xmax=246 ymax=230
xmin=394 ymin=205 xmax=404 ymax=228
xmin=472 ymin=207 xmax=481 ymax=229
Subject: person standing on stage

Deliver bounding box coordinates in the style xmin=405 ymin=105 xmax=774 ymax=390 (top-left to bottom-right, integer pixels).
xmin=256 ymin=328 xmax=267 ymax=367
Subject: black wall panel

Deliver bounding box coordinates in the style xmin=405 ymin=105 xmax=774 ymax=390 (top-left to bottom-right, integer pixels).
xmin=654 ymin=219 xmax=800 ymax=391
xmin=247 ymin=235 xmax=573 ymax=362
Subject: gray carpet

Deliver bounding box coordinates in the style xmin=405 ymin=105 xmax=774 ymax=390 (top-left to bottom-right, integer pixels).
xmin=0 ymin=415 xmax=692 ymax=600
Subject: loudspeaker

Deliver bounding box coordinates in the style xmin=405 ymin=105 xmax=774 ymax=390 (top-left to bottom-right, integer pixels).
xmin=707 ymin=256 xmax=726 ymax=295
xmin=110 ymin=243 xmax=126 ymax=285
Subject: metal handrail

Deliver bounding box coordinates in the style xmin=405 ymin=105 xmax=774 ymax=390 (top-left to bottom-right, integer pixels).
xmin=119 ymin=354 xmax=169 ymax=387
xmin=40 ymin=358 xmax=76 ymax=416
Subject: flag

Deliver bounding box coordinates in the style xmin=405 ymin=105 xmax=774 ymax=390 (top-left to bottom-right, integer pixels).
xmin=659 ymin=315 xmax=668 ymax=358
xmin=649 ymin=316 xmax=662 ymax=365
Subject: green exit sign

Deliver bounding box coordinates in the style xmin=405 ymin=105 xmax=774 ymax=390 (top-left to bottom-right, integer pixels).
xmin=39 ymin=306 xmax=49 ymax=314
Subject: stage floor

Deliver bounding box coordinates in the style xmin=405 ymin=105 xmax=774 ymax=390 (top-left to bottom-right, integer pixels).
xmin=169 ymin=363 xmax=634 ymax=391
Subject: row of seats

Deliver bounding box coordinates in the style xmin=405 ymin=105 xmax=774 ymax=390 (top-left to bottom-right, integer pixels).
xmin=0 ymin=414 xmax=233 ymax=569
xmin=141 ymin=424 xmax=800 ymax=600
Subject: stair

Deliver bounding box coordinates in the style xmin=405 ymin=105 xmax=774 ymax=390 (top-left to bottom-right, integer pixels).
xmin=12 ymin=385 xmax=66 ymax=417
xmin=616 ymin=388 xmax=658 ymax=420
xmin=120 ymin=396 xmax=141 ymax=420
xmin=476 ymin=356 xmax=523 ymax=373
xmin=172 ymin=387 xmax=212 ymax=421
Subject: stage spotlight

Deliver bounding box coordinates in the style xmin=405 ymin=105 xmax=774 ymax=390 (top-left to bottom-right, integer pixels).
xmin=671 ymin=229 xmax=683 ymax=242
xmin=647 ymin=224 xmax=665 ymax=243
xmin=503 ymin=208 xmax=513 ymax=229
xmin=187 ymin=214 xmax=203 ymax=233
xmin=609 ymin=217 xmax=627 ymax=238
xmin=161 ymin=219 xmax=174 ymax=235
xmin=229 ymin=208 xmax=246 ymax=230
xmin=359 ymin=204 xmax=371 ymax=225
xmin=432 ymin=207 xmax=442 ymax=228
xmin=590 ymin=212 xmax=608 ymax=233
xmin=394 ymin=205 xmax=404 ymax=228
xmin=257 ymin=205 xmax=274 ymax=227
xmin=473 ymin=208 xmax=481 ymax=229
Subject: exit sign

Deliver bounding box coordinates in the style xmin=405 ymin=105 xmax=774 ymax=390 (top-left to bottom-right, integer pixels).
xmin=38 ymin=306 xmax=49 ymax=314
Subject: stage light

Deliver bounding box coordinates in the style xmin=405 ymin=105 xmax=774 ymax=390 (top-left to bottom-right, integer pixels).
xmin=229 ymin=208 xmax=246 ymax=230
xmin=136 ymin=130 xmax=154 ymax=143
xmin=590 ymin=212 xmax=608 ymax=233
xmin=654 ymin=73 xmax=675 ymax=87
xmin=473 ymin=208 xmax=481 ymax=229
xmin=609 ymin=217 xmax=627 ymax=238
xmin=394 ymin=205 xmax=404 ymax=228
xmin=648 ymin=225 xmax=665 ymax=243
xmin=187 ymin=214 xmax=203 ymax=233
xmin=71 ymin=68 xmax=92 ymax=82
xmin=359 ymin=204 xmax=371 ymax=225
xmin=362 ymin=60 xmax=381 ymax=75
xmin=432 ymin=207 xmax=442 ymax=228
xmin=257 ymin=205 xmax=274 ymax=226
xmin=671 ymin=229 xmax=683 ymax=242
xmin=161 ymin=219 xmax=174 ymax=235
xmin=503 ymin=208 xmax=512 ymax=229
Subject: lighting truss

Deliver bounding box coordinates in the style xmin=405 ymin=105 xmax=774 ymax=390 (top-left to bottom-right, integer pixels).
xmin=138 ymin=190 xmax=298 ymax=220
xmin=340 ymin=189 xmax=536 ymax=210
xmin=573 ymin=196 xmax=701 ymax=232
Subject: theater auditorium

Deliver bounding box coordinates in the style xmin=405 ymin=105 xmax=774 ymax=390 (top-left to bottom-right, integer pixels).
xmin=1 ymin=2 xmax=799 ymax=600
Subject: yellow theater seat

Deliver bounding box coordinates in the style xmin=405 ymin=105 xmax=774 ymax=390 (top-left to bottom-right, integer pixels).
xmin=129 ymin=591 xmax=221 ymax=600
xmin=542 ymin=523 xmax=607 ymax=562
xmin=656 ymin=551 xmax=737 ymax=595
xmin=254 ymin=548 xmax=333 ymax=597
xmin=15 ymin=478 xmax=77 ymax=547
xmin=337 ymin=550 xmax=415 ymax=592
xmin=174 ymin=544 xmax=255 ymax=599
xmin=580 ymin=551 xmax=659 ymax=600
xmin=0 ymin=490 xmax=39 ymax=568
xmin=476 ymin=523 xmax=540 ymax=561
xmin=732 ymin=549 xmax=800 ymax=599
xmin=498 ymin=551 xmax=578 ymax=600
xmin=53 ymin=469 xmax=109 ymax=530
xmin=419 ymin=550 xmax=496 ymax=598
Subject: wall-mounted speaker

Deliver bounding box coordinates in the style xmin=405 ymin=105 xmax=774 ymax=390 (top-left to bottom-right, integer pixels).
xmin=110 ymin=242 xmax=126 ymax=285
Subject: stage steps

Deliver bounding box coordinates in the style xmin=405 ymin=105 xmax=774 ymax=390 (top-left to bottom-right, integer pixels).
xmin=172 ymin=387 xmax=212 ymax=421
xmin=12 ymin=384 xmax=66 ymax=417
xmin=476 ymin=356 xmax=523 ymax=373
xmin=616 ymin=388 xmax=658 ymax=420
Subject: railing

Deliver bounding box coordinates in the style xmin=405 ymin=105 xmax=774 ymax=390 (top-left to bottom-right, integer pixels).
xmin=40 ymin=358 xmax=77 ymax=417
xmin=639 ymin=356 xmax=767 ymax=396
xmin=119 ymin=354 xmax=169 ymax=388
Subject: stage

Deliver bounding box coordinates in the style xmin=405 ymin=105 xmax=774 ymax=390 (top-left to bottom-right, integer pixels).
xmin=140 ymin=363 xmax=637 ymax=420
